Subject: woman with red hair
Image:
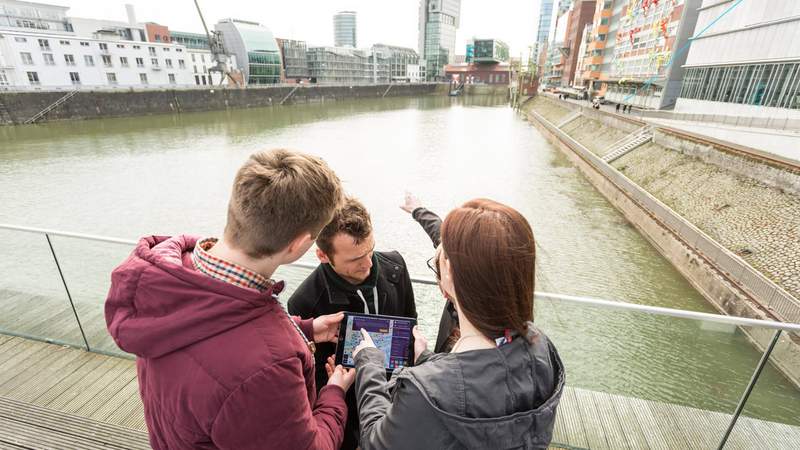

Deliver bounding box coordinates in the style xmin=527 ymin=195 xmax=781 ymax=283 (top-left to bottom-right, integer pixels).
xmin=350 ymin=198 xmax=564 ymax=450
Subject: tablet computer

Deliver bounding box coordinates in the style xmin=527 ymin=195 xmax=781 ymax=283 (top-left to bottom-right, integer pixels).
xmin=335 ymin=312 xmax=416 ymax=373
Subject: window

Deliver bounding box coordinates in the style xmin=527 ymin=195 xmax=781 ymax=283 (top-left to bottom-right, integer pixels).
xmin=193 ymin=65 xmax=198 ymax=73
xmin=20 ymin=52 xmax=34 ymax=65
xmin=38 ymin=39 xmax=50 ymax=50
xmin=168 ymin=73 xmax=176 ymax=84
xmin=148 ymin=47 xmax=156 ymax=56
xmin=107 ymin=72 xmax=117 ymax=85
xmin=139 ymin=73 xmax=148 ymax=84
xmin=176 ymin=48 xmax=183 ymax=53
xmin=69 ymin=71 xmax=80 ymax=85
xmin=165 ymin=59 xmax=173 ymax=68
xmin=102 ymin=55 xmax=112 ymax=67
xmin=151 ymin=58 xmax=159 ymax=66
xmin=679 ymin=62 xmax=800 ymax=110
xmin=133 ymin=45 xmax=141 ymax=49
xmin=116 ymin=44 xmax=125 ymax=48
xmin=136 ymin=57 xmax=144 ymax=67
xmin=200 ymin=54 xmax=205 ymax=62
xmin=64 ymin=54 xmax=75 ymax=66
xmin=178 ymin=59 xmax=186 ymax=69
xmin=59 ymin=40 xmax=70 ymax=45
xmin=120 ymin=56 xmax=129 ymax=67
xmin=84 ymin=55 xmax=95 ymax=66
xmin=80 ymin=41 xmax=89 ymax=46
xmin=27 ymin=71 xmax=40 ymax=85
xmin=0 ymin=70 xmax=8 ymax=86
xmin=195 ymin=75 xmax=200 ymax=85
xmin=99 ymin=43 xmax=108 ymax=51
xmin=14 ymin=37 xmax=27 ymax=43
xmin=43 ymin=53 xmax=55 ymax=65
xmin=163 ymin=47 xmax=170 ymax=52
xmin=191 ymin=54 xmax=196 ymax=62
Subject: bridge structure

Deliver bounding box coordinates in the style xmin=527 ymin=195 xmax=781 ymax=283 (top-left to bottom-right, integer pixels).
xmin=0 ymin=224 xmax=799 ymax=449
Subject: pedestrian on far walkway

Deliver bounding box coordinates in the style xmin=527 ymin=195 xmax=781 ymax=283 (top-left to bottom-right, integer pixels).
xmin=615 ymin=103 xmax=620 ymax=113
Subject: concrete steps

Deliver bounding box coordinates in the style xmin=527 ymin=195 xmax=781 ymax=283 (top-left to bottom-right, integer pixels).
xmin=602 ymin=126 xmax=653 ymax=163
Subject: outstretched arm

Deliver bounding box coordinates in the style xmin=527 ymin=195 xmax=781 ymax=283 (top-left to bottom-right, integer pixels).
xmin=400 ymin=192 xmax=442 ymax=248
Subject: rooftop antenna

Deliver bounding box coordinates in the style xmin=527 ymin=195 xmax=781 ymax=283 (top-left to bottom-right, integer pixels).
xmin=193 ymin=0 xmax=239 ymax=86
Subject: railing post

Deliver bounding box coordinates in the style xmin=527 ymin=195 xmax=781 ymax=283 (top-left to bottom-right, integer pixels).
xmin=716 ymin=329 xmax=782 ymax=449
xmin=45 ymin=233 xmax=91 ymax=351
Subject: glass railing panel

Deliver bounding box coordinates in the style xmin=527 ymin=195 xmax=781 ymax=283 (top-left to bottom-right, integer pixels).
xmin=533 ymin=296 xmax=800 ymax=449
xmin=0 ymin=229 xmax=86 ymax=348
xmin=725 ymin=326 xmax=800 ymax=449
xmin=47 ymin=235 xmax=133 ymax=356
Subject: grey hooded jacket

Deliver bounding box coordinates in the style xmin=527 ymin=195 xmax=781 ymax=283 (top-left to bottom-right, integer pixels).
xmin=353 ymin=325 xmax=564 ymax=450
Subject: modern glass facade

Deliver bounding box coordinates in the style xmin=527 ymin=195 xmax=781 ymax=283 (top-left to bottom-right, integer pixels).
xmin=307 ymin=46 xmax=370 ymax=84
xmin=0 ymin=1 xmax=73 ymax=32
xmin=277 ymin=39 xmax=310 ymax=80
xmin=372 ymin=44 xmax=419 ymax=81
xmin=170 ymin=31 xmax=210 ymax=50
xmin=473 ymin=39 xmax=509 ymax=63
xmin=536 ymin=0 xmax=554 ymax=45
xmin=215 ymin=19 xmax=281 ymax=85
xmin=679 ymin=63 xmax=800 ymax=110
xmin=418 ymin=0 xmax=460 ymax=81
xmin=333 ymin=11 xmax=356 ymax=48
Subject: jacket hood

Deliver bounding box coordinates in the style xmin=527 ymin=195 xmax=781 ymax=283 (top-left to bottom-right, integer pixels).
xmin=105 ymin=235 xmax=279 ymax=358
xmin=397 ymin=329 xmax=565 ymax=449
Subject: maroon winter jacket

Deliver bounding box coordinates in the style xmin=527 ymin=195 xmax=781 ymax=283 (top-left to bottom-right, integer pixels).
xmin=105 ymin=235 xmax=347 ymax=450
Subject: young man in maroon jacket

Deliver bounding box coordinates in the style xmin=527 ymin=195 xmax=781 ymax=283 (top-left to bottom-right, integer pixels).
xmin=105 ymin=149 xmax=353 ymax=450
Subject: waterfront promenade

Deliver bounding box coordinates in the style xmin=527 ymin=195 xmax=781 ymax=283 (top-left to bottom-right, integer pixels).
xmin=1 ymin=333 xmax=798 ymax=449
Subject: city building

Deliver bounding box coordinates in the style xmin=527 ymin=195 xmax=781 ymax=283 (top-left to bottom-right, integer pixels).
xmin=0 ymin=1 xmax=199 ymax=90
xmin=560 ymin=0 xmax=596 ymax=87
xmin=418 ymin=0 xmax=461 ymax=80
xmin=170 ymin=31 xmax=208 ymax=50
xmin=333 ymin=11 xmax=356 ymax=48
xmin=444 ymin=62 xmax=510 ymax=85
xmin=307 ymin=46 xmax=370 ymax=84
xmin=371 ymin=44 xmax=422 ymax=82
xmin=276 ymin=38 xmax=310 ymax=83
xmin=675 ymin=0 xmax=800 ymax=120
xmin=144 ymin=22 xmax=170 ymax=44
xmin=215 ymin=18 xmax=281 ymax=85
xmin=579 ymin=0 xmax=612 ymax=93
xmin=536 ymin=0 xmax=555 ymax=52
xmin=472 ymin=39 xmax=509 ymax=64
xmin=603 ymin=0 xmax=701 ymax=109
xmin=574 ymin=22 xmax=592 ymax=86
xmin=542 ymin=4 xmax=570 ymax=87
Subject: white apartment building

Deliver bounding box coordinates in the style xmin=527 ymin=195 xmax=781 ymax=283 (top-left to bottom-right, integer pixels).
xmin=0 ymin=0 xmax=210 ymax=90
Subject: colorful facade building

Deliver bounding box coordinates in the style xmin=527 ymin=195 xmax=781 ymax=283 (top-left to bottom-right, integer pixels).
xmin=579 ymin=0 xmax=613 ymax=93
xmin=561 ymin=0 xmax=597 ymax=87
xmin=603 ymin=0 xmax=701 ymax=109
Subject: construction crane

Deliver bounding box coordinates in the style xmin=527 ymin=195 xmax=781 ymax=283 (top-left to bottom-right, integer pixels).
xmin=193 ymin=0 xmax=240 ymax=86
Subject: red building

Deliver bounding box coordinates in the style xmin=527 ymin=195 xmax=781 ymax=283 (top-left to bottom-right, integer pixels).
xmin=561 ymin=0 xmax=596 ymax=86
xmin=445 ymin=63 xmax=511 ymax=85
xmin=144 ymin=23 xmax=171 ymax=43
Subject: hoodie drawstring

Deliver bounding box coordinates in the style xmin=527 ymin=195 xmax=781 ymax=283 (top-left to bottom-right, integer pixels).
xmin=356 ymin=287 xmax=380 ymax=314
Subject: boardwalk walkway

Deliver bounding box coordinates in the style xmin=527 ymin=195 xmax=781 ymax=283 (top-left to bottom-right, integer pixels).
xmin=1 ymin=334 xmax=799 ymax=449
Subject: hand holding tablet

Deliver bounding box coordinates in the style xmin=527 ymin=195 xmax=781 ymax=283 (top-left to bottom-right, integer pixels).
xmin=335 ymin=312 xmax=416 ymax=374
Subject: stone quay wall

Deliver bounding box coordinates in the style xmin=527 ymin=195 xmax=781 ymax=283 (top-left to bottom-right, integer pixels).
xmin=524 ymin=95 xmax=800 ymax=387
xmin=0 ymin=83 xmax=450 ymax=125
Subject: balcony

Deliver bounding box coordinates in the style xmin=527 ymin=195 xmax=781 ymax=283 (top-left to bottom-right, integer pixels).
xmin=582 ymin=70 xmax=602 ymax=80
xmin=588 ymin=41 xmax=606 ymax=51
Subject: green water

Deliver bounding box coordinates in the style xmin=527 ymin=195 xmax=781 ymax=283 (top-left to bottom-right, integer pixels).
xmin=0 ymin=95 xmax=797 ymax=427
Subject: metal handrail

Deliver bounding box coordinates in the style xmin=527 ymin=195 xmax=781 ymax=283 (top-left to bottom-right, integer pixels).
xmin=2 ymin=222 xmax=799 ymax=333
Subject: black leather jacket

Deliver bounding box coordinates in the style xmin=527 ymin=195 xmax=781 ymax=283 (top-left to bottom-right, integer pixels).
xmin=287 ymin=250 xmax=417 ymax=450
xmin=411 ymin=207 xmax=459 ymax=353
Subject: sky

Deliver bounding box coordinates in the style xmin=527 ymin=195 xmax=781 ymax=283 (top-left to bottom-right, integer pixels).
xmin=57 ymin=0 xmax=544 ymax=58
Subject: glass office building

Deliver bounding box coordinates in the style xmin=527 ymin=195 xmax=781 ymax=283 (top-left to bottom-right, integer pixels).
xmin=333 ymin=11 xmax=356 ymax=48
xmin=418 ymin=0 xmax=461 ymax=81
xmin=215 ymin=19 xmax=281 ymax=85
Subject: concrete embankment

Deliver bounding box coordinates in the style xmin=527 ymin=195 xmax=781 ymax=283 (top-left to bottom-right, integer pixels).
xmin=0 ymin=83 xmax=450 ymax=125
xmin=523 ymin=95 xmax=800 ymax=387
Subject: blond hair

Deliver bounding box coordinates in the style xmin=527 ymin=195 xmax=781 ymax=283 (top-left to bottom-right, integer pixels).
xmin=225 ymin=149 xmax=343 ymax=257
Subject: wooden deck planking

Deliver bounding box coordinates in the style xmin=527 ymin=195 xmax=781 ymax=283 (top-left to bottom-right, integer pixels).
xmin=2 ymin=319 xmax=800 ymax=449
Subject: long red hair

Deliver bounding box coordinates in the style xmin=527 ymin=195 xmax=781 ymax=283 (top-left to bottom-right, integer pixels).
xmin=441 ymin=199 xmax=535 ymax=339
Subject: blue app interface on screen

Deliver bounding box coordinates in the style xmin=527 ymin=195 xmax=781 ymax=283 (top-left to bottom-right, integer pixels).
xmin=341 ymin=316 xmax=412 ymax=370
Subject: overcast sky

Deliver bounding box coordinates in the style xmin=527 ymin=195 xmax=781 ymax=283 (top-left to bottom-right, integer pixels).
xmin=58 ymin=0 xmax=543 ymax=57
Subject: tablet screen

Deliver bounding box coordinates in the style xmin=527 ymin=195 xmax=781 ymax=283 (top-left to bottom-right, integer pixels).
xmin=340 ymin=314 xmax=413 ymax=371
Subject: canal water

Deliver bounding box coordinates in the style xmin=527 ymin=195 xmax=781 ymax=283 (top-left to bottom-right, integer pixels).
xmin=0 ymin=95 xmax=798 ymax=426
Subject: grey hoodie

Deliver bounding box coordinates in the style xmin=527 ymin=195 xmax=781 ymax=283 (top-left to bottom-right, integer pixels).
xmin=354 ymin=325 xmax=564 ymax=450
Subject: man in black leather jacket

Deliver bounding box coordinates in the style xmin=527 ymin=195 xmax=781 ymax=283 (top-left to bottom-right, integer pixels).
xmin=288 ymin=197 xmax=417 ymax=450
